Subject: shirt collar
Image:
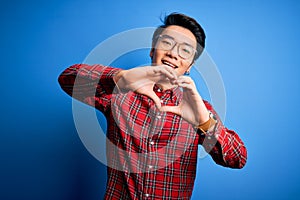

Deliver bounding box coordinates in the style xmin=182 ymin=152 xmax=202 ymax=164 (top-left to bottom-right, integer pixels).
xmin=153 ymin=84 xmax=182 ymax=102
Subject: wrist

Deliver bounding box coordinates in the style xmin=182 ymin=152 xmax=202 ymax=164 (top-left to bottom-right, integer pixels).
xmin=195 ymin=111 xmax=218 ymax=134
xmin=113 ymin=70 xmax=126 ymax=83
xmin=198 ymin=111 xmax=210 ymax=125
xmin=113 ymin=70 xmax=128 ymax=90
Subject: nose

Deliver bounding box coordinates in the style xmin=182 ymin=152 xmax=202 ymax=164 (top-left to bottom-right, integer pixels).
xmin=166 ymin=44 xmax=179 ymax=59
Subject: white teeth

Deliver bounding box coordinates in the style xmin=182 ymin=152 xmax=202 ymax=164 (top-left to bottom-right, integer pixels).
xmin=162 ymin=61 xmax=177 ymax=69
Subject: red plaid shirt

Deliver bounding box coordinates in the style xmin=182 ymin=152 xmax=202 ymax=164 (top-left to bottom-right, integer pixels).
xmin=58 ymin=64 xmax=247 ymax=199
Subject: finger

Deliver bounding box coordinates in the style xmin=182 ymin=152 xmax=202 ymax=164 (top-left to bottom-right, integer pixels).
xmin=177 ymin=83 xmax=194 ymax=90
xmin=161 ymin=65 xmax=178 ymax=79
xmin=175 ymin=76 xmax=197 ymax=91
xmin=138 ymin=89 xmax=162 ymax=109
xmin=126 ymin=81 xmax=155 ymax=94
xmin=175 ymin=76 xmax=194 ymax=84
xmin=153 ymin=66 xmax=177 ymax=81
xmin=147 ymin=91 xmax=162 ymax=109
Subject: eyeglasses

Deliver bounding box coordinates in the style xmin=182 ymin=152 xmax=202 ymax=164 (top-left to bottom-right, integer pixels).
xmin=155 ymin=35 xmax=197 ymax=59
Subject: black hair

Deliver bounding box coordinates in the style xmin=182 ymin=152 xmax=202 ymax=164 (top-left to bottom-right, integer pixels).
xmin=152 ymin=13 xmax=206 ymax=60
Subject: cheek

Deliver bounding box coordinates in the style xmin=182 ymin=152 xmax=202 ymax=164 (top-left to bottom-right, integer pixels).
xmin=180 ymin=60 xmax=192 ymax=70
xmin=152 ymin=49 xmax=164 ymax=61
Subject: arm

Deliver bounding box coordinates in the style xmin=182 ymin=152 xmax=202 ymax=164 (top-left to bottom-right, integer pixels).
xmin=58 ymin=64 xmax=121 ymax=113
xmin=199 ymin=101 xmax=247 ymax=169
xmin=159 ymin=75 xmax=247 ymax=169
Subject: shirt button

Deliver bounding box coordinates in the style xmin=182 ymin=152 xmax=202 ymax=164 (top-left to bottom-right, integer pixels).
xmin=145 ymin=193 xmax=150 ymax=197
xmin=148 ymin=165 xmax=153 ymax=169
xmin=160 ymin=100 xmax=164 ymax=103
xmin=156 ymin=115 xmax=161 ymax=119
xmin=150 ymin=141 xmax=155 ymax=145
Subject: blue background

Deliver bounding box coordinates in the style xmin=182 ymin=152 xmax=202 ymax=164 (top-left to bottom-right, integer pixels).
xmin=1 ymin=0 xmax=299 ymax=199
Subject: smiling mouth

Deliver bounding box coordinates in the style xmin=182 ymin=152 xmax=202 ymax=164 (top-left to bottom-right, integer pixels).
xmin=162 ymin=60 xmax=178 ymax=69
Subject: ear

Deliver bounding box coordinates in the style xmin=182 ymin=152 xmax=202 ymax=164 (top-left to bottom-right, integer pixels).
xmin=150 ymin=48 xmax=154 ymax=59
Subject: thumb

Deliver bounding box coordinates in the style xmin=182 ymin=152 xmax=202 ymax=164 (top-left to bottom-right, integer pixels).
xmin=147 ymin=91 xmax=162 ymax=109
xmin=138 ymin=90 xmax=162 ymax=109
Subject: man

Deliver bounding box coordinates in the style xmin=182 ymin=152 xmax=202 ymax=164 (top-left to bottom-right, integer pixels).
xmin=59 ymin=13 xmax=247 ymax=199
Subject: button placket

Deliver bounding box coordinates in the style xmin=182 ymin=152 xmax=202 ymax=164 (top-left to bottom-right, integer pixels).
xmin=143 ymin=159 xmax=154 ymax=200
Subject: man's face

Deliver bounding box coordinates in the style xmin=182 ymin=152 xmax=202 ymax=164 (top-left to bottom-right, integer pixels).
xmin=150 ymin=25 xmax=197 ymax=76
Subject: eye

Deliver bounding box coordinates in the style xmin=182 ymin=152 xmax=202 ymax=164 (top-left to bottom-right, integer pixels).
xmin=182 ymin=48 xmax=191 ymax=54
xmin=161 ymin=39 xmax=172 ymax=46
xmin=180 ymin=45 xmax=193 ymax=55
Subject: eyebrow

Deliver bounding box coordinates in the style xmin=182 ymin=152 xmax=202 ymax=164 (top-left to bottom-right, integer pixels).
xmin=161 ymin=34 xmax=194 ymax=48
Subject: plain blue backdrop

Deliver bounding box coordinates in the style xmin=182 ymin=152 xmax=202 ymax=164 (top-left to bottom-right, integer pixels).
xmin=1 ymin=0 xmax=299 ymax=199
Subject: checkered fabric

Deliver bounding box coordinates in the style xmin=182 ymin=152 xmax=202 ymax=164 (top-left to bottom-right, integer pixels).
xmin=58 ymin=64 xmax=247 ymax=199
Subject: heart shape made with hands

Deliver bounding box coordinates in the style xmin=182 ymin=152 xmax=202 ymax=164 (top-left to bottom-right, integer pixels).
xmin=115 ymin=65 xmax=208 ymax=126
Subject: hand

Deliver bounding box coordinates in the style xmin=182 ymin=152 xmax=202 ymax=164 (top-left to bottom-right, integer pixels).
xmin=114 ymin=65 xmax=178 ymax=108
xmin=159 ymin=76 xmax=210 ymax=126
